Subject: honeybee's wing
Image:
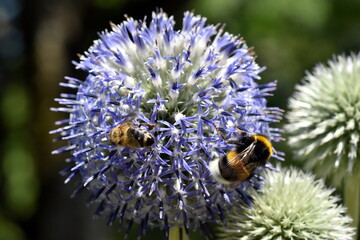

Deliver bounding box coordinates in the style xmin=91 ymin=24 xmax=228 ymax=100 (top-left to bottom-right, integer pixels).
xmin=123 ymin=110 xmax=139 ymax=120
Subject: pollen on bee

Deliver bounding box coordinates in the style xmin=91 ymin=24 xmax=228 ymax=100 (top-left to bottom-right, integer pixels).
xmin=227 ymin=151 xmax=240 ymax=167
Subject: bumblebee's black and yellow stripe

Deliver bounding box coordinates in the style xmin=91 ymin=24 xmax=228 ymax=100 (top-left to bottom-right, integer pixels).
xmin=217 ymin=134 xmax=273 ymax=183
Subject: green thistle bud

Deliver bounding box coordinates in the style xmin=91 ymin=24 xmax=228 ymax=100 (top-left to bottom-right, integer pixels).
xmin=216 ymin=167 xmax=355 ymax=240
xmin=285 ymin=53 xmax=360 ymax=185
xmin=285 ymin=53 xmax=360 ymax=238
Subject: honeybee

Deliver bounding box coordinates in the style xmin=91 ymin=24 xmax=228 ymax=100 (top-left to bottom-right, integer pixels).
xmin=108 ymin=122 xmax=155 ymax=149
xmin=209 ymin=124 xmax=273 ymax=188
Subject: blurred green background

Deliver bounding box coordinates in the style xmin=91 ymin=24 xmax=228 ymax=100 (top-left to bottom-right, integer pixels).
xmin=0 ymin=0 xmax=359 ymax=239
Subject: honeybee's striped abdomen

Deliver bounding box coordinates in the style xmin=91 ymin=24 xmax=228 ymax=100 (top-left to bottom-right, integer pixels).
xmin=108 ymin=122 xmax=155 ymax=149
xmin=128 ymin=127 xmax=155 ymax=147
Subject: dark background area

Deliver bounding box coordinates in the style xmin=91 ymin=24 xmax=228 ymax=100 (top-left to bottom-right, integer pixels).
xmin=0 ymin=0 xmax=359 ymax=239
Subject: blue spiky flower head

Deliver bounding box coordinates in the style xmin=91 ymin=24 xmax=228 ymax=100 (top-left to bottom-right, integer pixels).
xmin=51 ymin=10 xmax=282 ymax=238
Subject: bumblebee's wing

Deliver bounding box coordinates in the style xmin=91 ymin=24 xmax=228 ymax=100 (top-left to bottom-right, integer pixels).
xmin=226 ymin=142 xmax=256 ymax=166
xmin=226 ymin=142 xmax=257 ymax=182
xmin=237 ymin=141 xmax=257 ymax=164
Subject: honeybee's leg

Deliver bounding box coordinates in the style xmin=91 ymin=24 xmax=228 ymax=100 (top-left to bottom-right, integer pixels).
xmin=139 ymin=123 xmax=156 ymax=129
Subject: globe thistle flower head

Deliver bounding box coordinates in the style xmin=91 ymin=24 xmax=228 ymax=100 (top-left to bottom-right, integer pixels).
xmin=285 ymin=53 xmax=360 ymax=185
xmin=50 ymin=10 xmax=283 ymax=238
xmin=217 ymin=167 xmax=355 ymax=240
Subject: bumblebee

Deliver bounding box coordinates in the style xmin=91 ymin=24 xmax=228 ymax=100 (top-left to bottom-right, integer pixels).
xmin=108 ymin=122 xmax=155 ymax=149
xmin=209 ymin=126 xmax=273 ymax=188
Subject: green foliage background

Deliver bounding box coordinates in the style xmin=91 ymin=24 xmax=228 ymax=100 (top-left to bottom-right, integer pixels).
xmin=0 ymin=0 xmax=359 ymax=239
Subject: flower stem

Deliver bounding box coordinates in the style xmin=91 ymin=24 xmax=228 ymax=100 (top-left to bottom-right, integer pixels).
xmin=169 ymin=226 xmax=188 ymax=240
xmin=344 ymin=169 xmax=360 ymax=239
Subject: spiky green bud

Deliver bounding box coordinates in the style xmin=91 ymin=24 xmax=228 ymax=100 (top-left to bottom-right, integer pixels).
xmin=216 ymin=167 xmax=355 ymax=240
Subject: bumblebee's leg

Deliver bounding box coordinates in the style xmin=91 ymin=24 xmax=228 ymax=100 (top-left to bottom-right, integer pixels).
xmin=213 ymin=123 xmax=250 ymax=140
xmin=244 ymin=162 xmax=262 ymax=173
xmin=229 ymin=180 xmax=243 ymax=189
xmin=235 ymin=127 xmax=249 ymax=138
xmin=212 ymin=123 xmax=246 ymax=146
xmin=211 ymin=122 xmax=227 ymax=141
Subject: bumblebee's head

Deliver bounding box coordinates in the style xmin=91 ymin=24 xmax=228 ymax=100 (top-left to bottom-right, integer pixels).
xmin=251 ymin=135 xmax=273 ymax=163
